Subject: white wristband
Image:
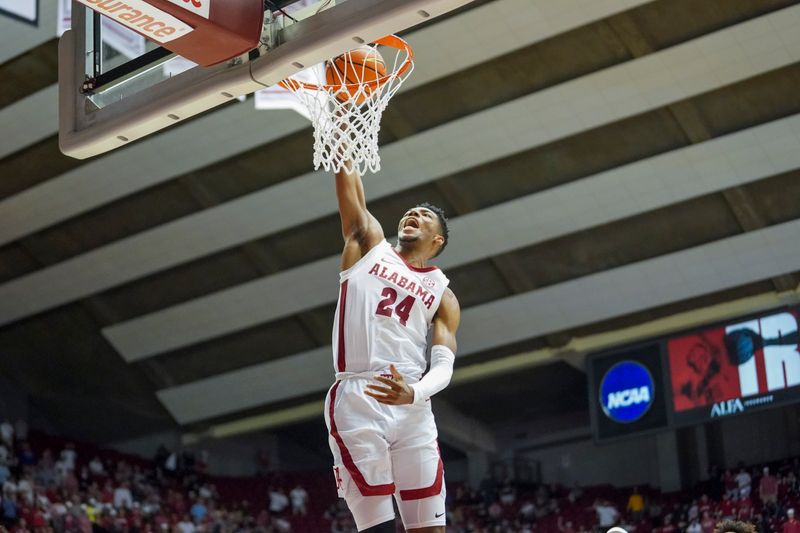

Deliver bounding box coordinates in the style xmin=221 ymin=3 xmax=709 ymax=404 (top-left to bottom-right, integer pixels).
xmin=410 ymin=344 xmax=455 ymax=405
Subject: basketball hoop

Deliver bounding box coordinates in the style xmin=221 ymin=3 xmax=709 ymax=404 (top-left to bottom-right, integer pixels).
xmin=279 ymin=35 xmax=414 ymax=175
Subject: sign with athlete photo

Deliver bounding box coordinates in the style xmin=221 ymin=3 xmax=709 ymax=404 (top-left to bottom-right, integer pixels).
xmin=0 ymin=0 xmax=38 ymax=25
xmin=666 ymin=307 xmax=800 ymax=426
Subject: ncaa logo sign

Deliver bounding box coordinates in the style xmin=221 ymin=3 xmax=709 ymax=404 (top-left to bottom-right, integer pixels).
xmin=600 ymin=361 xmax=654 ymax=423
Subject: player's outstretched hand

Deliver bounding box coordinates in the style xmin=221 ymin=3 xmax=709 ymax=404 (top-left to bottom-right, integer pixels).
xmin=365 ymin=364 xmax=415 ymax=405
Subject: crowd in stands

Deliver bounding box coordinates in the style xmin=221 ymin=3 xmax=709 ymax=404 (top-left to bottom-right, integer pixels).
xmin=0 ymin=419 xmax=320 ymax=533
xmin=1 ymin=418 xmax=799 ymax=533
xmin=442 ymin=458 xmax=800 ymax=533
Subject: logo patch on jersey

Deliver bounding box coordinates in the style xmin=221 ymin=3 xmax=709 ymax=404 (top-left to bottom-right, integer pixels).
xmin=422 ymin=276 xmax=436 ymax=288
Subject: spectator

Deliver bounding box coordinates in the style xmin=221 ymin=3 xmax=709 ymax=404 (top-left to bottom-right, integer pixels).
xmin=719 ymin=493 xmax=736 ymax=520
xmin=113 ymin=482 xmax=133 ymax=509
xmin=568 ymin=483 xmax=584 ymax=505
xmin=723 ymin=470 xmax=739 ymax=500
xmin=268 ymin=487 xmax=289 ymax=516
xmin=289 ymin=484 xmax=308 ymax=516
xmin=88 ymin=457 xmax=105 ymax=477
xmin=628 ymin=486 xmax=645 ymax=522
xmin=559 ymin=516 xmax=576 ymax=533
xmin=735 ymin=467 xmax=752 ymax=499
xmin=0 ymin=422 xmax=13 ymax=448
xmin=499 ymin=478 xmax=516 ymax=506
xmin=760 ymin=467 xmax=779 ymax=508
xmin=17 ymin=443 xmax=35 ymax=468
xmin=176 ymin=515 xmax=195 ymax=533
xmin=785 ymin=509 xmax=800 ymax=533
xmin=660 ymin=514 xmax=677 ymax=533
xmin=593 ymin=499 xmax=619 ymax=530
xmin=189 ymin=499 xmax=206 ymax=523
xmin=59 ymin=444 xmax=77 ymax=473
xmin=687 ymin=517 xmax=703 ymax=533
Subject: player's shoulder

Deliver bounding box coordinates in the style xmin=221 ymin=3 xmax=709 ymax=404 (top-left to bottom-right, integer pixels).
xmin=440 ymin=287 xmax=460 ymax=312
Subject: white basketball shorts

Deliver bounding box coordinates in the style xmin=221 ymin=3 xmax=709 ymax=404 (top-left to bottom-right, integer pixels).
xmin=324 ymin=375 xmax=446 ymax=531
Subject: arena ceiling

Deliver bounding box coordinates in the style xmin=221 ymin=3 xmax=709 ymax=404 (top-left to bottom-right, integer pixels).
xmin=1 ymin=0 xmax=800 ymax=445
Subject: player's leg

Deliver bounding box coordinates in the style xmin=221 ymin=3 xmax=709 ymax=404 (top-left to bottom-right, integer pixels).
xmin=325 ymin=380 xmax=397 ymax=531
xmin=360 ymin=521 xmax=397 ymax=533
xmin=390 ymin=405 xmax=447 ymax=532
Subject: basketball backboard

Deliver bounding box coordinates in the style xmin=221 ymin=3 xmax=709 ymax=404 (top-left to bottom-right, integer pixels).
xmin=58 ymin=0 xmax=476 ymax=159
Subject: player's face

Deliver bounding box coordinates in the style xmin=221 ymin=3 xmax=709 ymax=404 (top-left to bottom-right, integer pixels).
xmin=398 ymin=207 xmax=442 ymax=247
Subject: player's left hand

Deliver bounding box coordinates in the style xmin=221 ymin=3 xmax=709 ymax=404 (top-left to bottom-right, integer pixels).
xmin=365 ymin=364 xmax=415 ymax=405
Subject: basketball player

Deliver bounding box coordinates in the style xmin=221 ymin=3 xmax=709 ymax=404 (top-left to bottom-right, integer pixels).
xmin=324 ymin=162 xmax=460 ymax=533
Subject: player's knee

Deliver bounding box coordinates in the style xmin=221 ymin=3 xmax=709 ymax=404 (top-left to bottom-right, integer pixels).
xmin=361 ymin=520 xmax=396 ymax=533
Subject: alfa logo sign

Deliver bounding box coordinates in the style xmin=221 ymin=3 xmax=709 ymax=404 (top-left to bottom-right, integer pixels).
xmin=600 ymin=361 xmax=655 ymax=423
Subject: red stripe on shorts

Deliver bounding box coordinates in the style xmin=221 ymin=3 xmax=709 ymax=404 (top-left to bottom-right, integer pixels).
xmin=328 ymin=381 xmax=395 ymax=496
xmin=399 ymin=449 xmax=444 ymax=501
xmin=336 ymin=280 xmax=348 ymax=372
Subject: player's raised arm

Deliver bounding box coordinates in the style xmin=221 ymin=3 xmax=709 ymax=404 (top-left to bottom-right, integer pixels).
xmin=430 ymin=289 xmax=460 ymax=353
xmin=335 ymin=164 xmax=384 ymax=266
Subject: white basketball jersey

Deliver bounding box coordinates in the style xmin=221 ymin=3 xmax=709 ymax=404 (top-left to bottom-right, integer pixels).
xmin=332 ymin=240 xmax=450 ymax=381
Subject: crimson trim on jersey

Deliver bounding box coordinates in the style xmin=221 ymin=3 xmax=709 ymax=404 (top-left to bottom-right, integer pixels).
xmin=336 ymin=280 xmax=348 ymax=372
xmin=328 ymin=381 xmax=396 ymax=496
xmin=391 ymin=248 xmax=438 ymax=272
xmin=399 ymin=448 xmax=444 ymax=500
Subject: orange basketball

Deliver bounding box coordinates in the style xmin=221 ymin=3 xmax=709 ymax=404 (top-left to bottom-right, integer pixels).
xmin=325 ymin=45 xmax=387 ymax=104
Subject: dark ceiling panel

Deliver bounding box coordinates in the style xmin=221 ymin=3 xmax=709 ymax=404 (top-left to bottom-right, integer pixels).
xmin=97 ymin=248 xmax=263 ymax=321
xmin=147 ymin=316 xmax=318 ymax=384
xmin=744 ymin=169 xmax=800 ymax=225
xmin=0 ymin=136 xmax=83 ymax=200
xmin=23 ymin=181 xmax=202 ymax=266
xmin=628 ymin=0 xmax=800 ymax=51
xmin=439 ymin=361 xmax=588 ymax=427
xmin=692 ymin=63 xmax=800 ymax=138
xmin=510 ymin=193 xmax=743 ymax=289
xmin=0 ymin=39 xmax=58 ymax=109
xmin=0 ymin=243 xmax=38 ymax=283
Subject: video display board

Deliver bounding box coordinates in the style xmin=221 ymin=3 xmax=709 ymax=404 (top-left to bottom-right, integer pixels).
xmin=666 ymin=307 xmax=799 ymax=425
xmin=589 ymin=306 xmax=800 ymax=443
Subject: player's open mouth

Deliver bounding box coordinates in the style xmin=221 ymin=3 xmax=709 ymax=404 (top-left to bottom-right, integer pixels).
xmin=404 ymin=219 xmax=419 ymax=229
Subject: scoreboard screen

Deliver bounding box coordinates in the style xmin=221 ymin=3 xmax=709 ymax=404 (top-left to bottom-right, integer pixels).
xmin=589 ymin=306 xmax=800 ymax=442
xmin=666 ymin=308 xmax=800 ymax=426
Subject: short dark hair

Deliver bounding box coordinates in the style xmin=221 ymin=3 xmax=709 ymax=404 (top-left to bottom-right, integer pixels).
xmin=416 ymin=202 xmax=449 ymax=257
xmin=714 ymin=520 xmax=756 ymax=533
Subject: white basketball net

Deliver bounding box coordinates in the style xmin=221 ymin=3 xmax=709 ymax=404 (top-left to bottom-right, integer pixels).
xmin=280 ymin=36 xmax=414 ymax=175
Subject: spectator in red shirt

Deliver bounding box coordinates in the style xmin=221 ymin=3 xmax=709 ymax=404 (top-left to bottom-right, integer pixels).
xmin=784 ymin=509 xmax=800 ymax=533
xmin=760 ymin=467 xmax=779 ymax=508
xmin=736 ymin=496 xmax=752 ymax=521
xmin=719 ymin=494 xmax=736 ymax=520
xmin=723 ymin=470 xmax=738 ymax=500
xmin=660 ymin=514 xmax=677 ymax=533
